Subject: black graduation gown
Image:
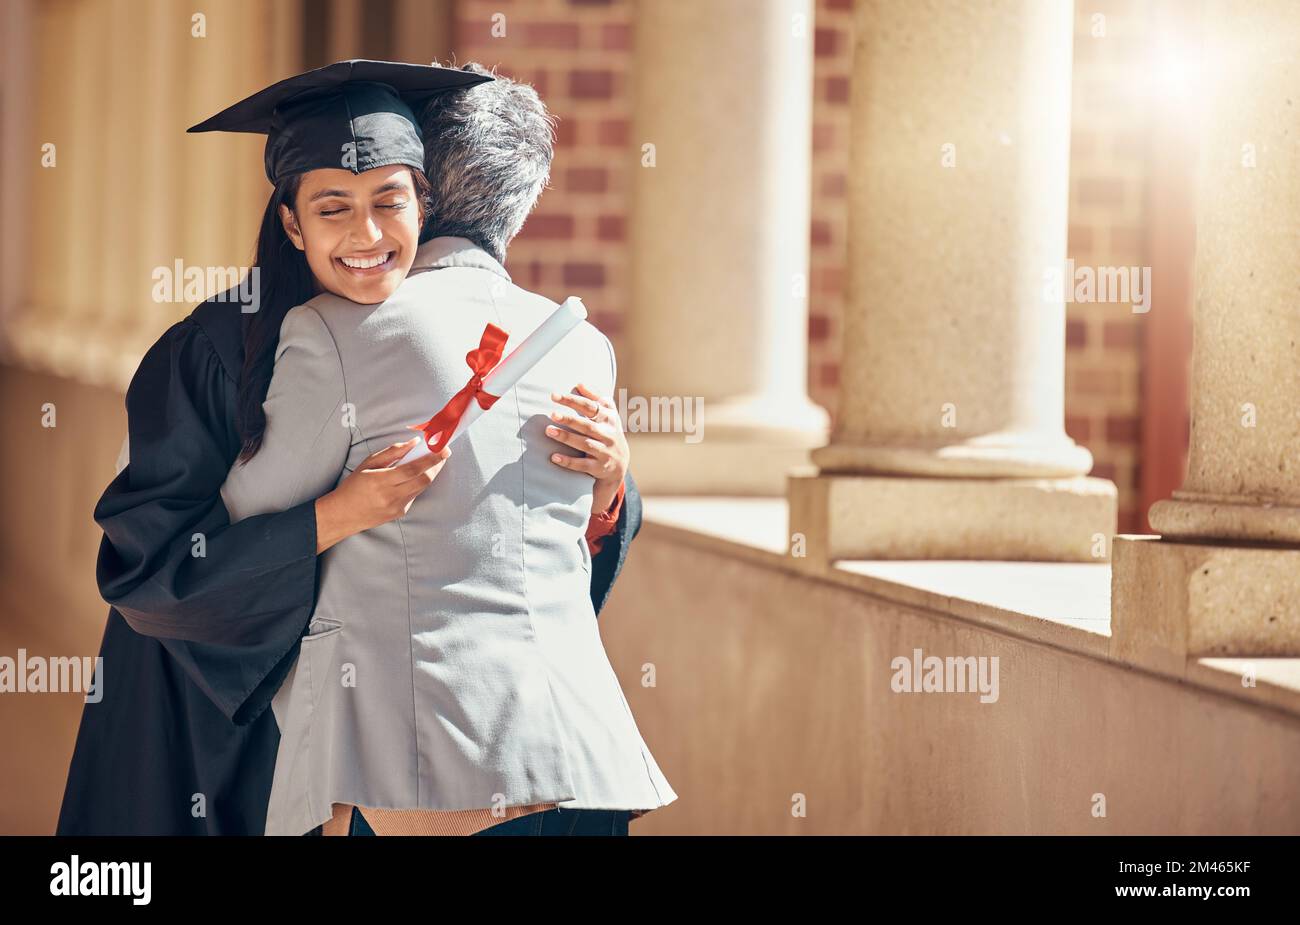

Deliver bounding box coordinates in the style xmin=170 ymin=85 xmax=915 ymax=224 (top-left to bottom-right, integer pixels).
xmin=55 ymin=291 xmax=644 ymax=835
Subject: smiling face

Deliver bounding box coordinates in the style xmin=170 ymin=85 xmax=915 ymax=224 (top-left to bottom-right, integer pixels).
xmin=279 ymin=165 xmax=423 ymax=304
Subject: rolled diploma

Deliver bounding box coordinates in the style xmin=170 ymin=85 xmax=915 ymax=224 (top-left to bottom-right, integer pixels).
xmin=399 ymin=296 xmax=588 ymax=464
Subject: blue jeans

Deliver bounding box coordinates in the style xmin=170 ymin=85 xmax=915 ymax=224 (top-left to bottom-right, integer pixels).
xmin=303 ymin=805 xmax=630 ymax=836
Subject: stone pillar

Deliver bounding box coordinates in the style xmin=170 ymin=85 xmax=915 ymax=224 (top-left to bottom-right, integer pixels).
xmin=328 ymin=0 xmax=363 ymax=61
xmin=0 ymin=0 xmax=32 ymax=336
xmin=788 ymin=0 xmax=1116 ymax=562
xmin=1112 ymin=0 xmax=1300 ymax=664
xmin=626 ymin=0 xmax=829 ymax=495
xmin=5 ymin=0 xmax=298 ymax=391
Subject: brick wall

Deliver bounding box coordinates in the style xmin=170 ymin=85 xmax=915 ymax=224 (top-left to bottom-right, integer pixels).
xmin=452 ymin=0 xmax=634 ymax=342
xmin=1063 ymin=0 xmax=1151 ymax=533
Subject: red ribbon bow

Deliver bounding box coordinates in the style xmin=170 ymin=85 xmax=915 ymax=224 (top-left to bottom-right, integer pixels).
xmin=407 ymin=322 xmax=509 ymax=453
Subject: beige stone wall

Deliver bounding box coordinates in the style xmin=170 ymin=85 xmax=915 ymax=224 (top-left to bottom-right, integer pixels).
xmin=608 ymin=526 xmax=1300 ymax=834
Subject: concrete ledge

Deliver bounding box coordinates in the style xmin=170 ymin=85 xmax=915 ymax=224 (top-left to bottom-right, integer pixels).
xmin=614 ymin=500 xmax=1300 ymax=833
xmin=640 ymin=496 xmax=1300 ymax=720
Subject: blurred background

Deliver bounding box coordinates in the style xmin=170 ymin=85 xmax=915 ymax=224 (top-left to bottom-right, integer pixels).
xmin=0 ymin=0 xmax=1199 ymax=834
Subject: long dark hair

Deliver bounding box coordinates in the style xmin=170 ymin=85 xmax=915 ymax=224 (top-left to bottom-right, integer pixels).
xmin=236 ymin=167 xmax=433 ymax=462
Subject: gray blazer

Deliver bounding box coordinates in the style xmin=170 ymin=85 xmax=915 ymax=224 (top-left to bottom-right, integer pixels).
xmin=220 ymin=236 xmax=675 ymax=835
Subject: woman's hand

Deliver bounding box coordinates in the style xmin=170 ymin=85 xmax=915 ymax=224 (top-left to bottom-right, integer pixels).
xmin=546 ymin=383 xmax=629 ymax=515
xmin=313 ymin=437 xmax=451 ymax=553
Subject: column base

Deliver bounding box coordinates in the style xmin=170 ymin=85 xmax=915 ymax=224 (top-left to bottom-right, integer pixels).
xmin=787 ymin=471 xmax=1116 ymax=563
xmin=811 ymin=433 xmax=1094 ymax=479
xmin=1111 ymin=535 xmax=1300 ymax=671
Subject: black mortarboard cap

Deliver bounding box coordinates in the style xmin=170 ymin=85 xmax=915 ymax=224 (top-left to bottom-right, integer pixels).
xmin=187 ymin=59 xmax=493 ymax=184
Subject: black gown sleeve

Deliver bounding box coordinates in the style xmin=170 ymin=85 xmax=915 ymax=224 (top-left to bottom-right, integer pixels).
xmin=94 ymin=316 xmax=321 ymax=725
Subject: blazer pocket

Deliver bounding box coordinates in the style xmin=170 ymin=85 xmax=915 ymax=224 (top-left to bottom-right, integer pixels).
xmin=304 ymin=615 xmax=344 ymax=641
xmin=301 ymin=617 xmax=343 ymax=706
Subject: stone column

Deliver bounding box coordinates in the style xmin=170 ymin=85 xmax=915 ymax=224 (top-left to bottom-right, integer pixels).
xmin=626 ymin=0 xmax=829 ymax=495
xmin=0 ymin=0 xmax=32 ymax=337
xmin=328 ymin=0 xmax=363 ymax=61
xmin=1112 ymin=0 xmax=1300 ymax=664
xmin=788 ymin=0 xmax=1116 ymax=562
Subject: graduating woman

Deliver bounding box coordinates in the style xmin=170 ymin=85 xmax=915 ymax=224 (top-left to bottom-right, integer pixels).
xmin=56 ymin=61 xmax=645 ymax=836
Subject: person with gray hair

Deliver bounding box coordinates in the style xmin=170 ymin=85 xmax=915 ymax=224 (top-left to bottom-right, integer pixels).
xmin=411 ymin=59 xmax=644 ymax=646
xmin=416 ymin=61 xmax=556 ymax=262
